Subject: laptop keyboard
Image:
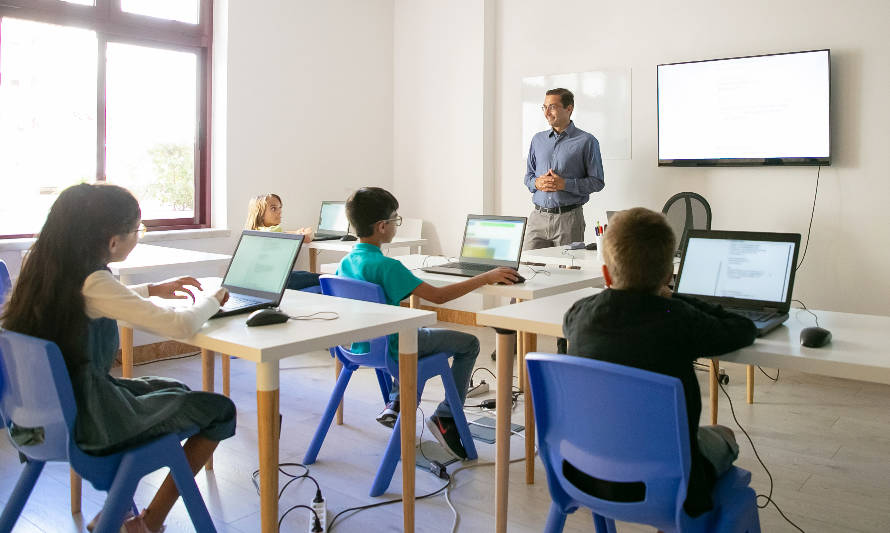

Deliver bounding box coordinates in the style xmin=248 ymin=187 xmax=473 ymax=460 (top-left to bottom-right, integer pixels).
xmin=223 ymin=295 xmax=262 ymax=310
xmin=439 ymin=262 xmax=495 ymax=272
xmin=730 ymin=309 xmax=777 ymax=322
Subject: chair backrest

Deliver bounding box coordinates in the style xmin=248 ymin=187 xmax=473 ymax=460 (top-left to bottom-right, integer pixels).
xmin=0 ymin=260 xmax=11 ymax=307
xmin=318 ymin=275 xmax=394 ymax=372
xmin=661 ymin=192 xmax=712 ymax=255
xmin=0 ymin=330 xmax=76 ymax=463
xmin=526 ymin=353 xmax=691 ymax=530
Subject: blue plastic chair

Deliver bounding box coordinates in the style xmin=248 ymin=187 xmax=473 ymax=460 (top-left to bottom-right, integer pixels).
xmin=525 ymin=353 xmax=760 ymax=533
xmin=0 ymin=260 xmax=10 ymax=307
xmin=303 ymin=275 xmax=478 ymax=496
xmin=0 ymin=330 xmax=217 ymax=533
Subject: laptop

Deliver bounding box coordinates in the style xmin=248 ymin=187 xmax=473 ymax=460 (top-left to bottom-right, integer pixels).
xmin=422 ymin=215 xmax=527 ymax=277
xmin=212 ymin=230 xmax=304 ymax=318
xmin=312 ymin=201 xmax=351 ymax=241
xmin=674 ymin=230 xmax=801 ymax=336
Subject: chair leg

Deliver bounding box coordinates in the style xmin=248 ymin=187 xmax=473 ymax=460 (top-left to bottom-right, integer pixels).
xmin=166 ymin=445 xmax=216 ymax=532
xmin=374 ymin=368 xmax=392 ymax=403
xmin=93 ymin=466 xmax=141 ymax=533
xmin=370 ymin=416 xmax=403 ymax=497
xmin=592 ymin=512 xmax=617 ymax=533
xmin=543 ymin=502 xmax=568 ymax=533
xmin=303 ymin=367 xmax=354 ymax=464
xmin=0 ymin=460 xmax=45 ymax=533
xmin=439 ymin=369 xmax=478 ymax=460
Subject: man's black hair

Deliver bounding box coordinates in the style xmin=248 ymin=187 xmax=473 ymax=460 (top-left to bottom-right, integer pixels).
xmin=545 ymin=87 xmax=574 ymax=108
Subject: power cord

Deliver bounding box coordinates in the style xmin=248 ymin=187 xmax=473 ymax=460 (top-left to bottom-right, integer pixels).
xmin=249 ymin=462 xmax=326 ymax=532
xmin=327 ymin=476 xmax=450 ymax=531
xmin=795 ymin=165 xmax=820 ymax=272
xmin=717 ymin=380 xmax=805 ymax=532
xmin=792 ymin=299 xmax=820 ymax=327
xmin=522 ymin=264 xmax=550 ymax=282
xmin=287 ymin=311 xmax=340 ymax=321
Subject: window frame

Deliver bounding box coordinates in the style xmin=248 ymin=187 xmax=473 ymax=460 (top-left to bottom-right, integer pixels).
xmin=0 ymin=0 xmax=213 ymax=237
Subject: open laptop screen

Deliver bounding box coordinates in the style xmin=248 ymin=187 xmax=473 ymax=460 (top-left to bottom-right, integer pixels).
xmin=675 ymin=230 xmax=799 ymax=309
xmin=459 ymin=215 xmax=527 ymax=266
xmin=222 ymin=232 xmax=303 ymax=296
xmin=317 ymin=201 xmax=349 ymax=233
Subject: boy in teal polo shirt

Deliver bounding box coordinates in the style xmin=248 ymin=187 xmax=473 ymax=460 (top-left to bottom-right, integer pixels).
xmin=339 ymin=187 xmax=521 ymax=458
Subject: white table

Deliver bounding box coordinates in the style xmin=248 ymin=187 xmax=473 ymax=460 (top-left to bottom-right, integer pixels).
xmin=477 ymin=287 xmax=890 ymax=533
xmin=521 ymin=245 xmax=604 ymax=270
xmin=180 ymin=285 xmax=436 ymax=533
xmin=306 ymin=237 xmax=427 ymax=272
xmin=108 ymin=244 xmax=232 ymax=378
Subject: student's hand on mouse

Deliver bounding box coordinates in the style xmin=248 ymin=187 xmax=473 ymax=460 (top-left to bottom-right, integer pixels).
xmin=289 ymin=227 xmax=313 ymax=243
xmin=148 ymin=276 xmax=203 ymax=302
xmin=483 ymin=267 xmax=521 ymax=285
xmin=213 ymin=287 xmax=229 ymax=306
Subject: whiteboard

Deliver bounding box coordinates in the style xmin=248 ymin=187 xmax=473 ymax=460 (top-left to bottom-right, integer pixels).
xmin=521 ymin=69 xmax=631 ymax=161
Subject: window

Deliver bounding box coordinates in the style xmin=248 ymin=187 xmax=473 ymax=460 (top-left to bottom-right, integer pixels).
xmin=0 ymin=0 xmax=212 ymax=238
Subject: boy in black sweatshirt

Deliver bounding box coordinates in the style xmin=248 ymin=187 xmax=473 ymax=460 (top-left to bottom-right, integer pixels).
xmin=562 ymin=207 xmax=757 ymax=517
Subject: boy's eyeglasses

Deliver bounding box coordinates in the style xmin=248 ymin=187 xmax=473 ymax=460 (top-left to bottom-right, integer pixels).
xmin=132 ymin=224 xmax=147 ymax=238
xmin=382 ymin=216 xmax=402 ymax=227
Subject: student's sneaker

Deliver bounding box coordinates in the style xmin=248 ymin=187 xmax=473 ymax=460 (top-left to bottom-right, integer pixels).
xmin=122 ymin=511 xmax=166 ymax=533
xmin=426 ymin=415 xmax=468 ymax=460
xmin=87 ymin=510 xmax=135 ymax=532
xmin=376 ymin=400 xmax=399 ymax=428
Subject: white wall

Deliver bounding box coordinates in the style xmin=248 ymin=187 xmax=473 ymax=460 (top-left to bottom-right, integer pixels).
xmin=493 ymin=0 xmax=890 ymax=315
xmin=392 ymin=0 xmax=493 ymax=257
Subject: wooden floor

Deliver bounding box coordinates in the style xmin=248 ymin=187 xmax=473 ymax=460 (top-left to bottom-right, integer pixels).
xmin=2 ymin=322 xmax=889 ymax=532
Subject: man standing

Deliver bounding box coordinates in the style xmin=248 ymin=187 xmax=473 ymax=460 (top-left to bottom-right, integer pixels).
xmin=524 ymin=88 xmax=605 ymax=249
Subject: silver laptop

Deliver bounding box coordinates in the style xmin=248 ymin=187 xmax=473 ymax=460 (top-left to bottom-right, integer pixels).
xmin=212 ymin=230 xmax=304 ymax=318
xmin=422 ymin=215 xmax=527 ymax=277
xmin=674 ymin=230 xmax=801 ymax=336
xmin=312 ymin=201 xmax=351 ymax=241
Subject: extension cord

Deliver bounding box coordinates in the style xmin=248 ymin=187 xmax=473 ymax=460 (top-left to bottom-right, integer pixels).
xmin=310 ymin=493 xmax=326 ymax=533
xmin=467 ymin=380 xmax=489 ymax=398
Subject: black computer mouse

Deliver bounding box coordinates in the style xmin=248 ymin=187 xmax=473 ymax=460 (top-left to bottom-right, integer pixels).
xmin=585 ymin=242 xmax=597 ymax=251
xmin=340 ymin=234 xmax=357 ymax=241
xmin=800 ymin=326 xmax=831 ymax=348
xmin=246 ymin=308 xmax=290 ymax=327
xmin=497 ymin=274 xmax=526 ymax=285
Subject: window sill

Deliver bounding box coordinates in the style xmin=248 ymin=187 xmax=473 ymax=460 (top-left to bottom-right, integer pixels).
xmin=0 ymin=228 xmax=231 ymax=252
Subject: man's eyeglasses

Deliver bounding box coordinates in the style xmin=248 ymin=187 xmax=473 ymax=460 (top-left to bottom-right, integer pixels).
xmin=542 ymin=103 xmax=563 ymax=112
xmin=382 ymin=216 xmax=402 ymax=227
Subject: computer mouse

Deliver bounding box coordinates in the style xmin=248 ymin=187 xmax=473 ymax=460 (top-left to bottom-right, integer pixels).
xmin=800 ymin=326 xmax=831 ymax=348
xmin=497 ymin=274 xmax=526 ymax=285
xmin=246 ymin=308 xmax=290 ymax=327
xmin=340 ymin=234 xmax=357 ymax=241
xmin=585 ymin=242 xmax=597 ymax=251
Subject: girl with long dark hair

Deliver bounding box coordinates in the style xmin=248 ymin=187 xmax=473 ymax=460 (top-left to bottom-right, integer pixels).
xmin=2 ymin=183 xmax=235 ymax=533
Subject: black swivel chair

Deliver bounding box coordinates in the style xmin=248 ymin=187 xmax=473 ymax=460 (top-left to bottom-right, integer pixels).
xmin=661 ymin=192 xmax=712 ymax=257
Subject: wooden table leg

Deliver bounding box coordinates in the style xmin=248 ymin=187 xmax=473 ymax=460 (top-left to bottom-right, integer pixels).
xmin=222 ymin=354 xmax=231 ymax=397
xmin=399 ymin=329 xmax=419 ymax=533
xmin=201 ymin=349 xmax=215 ymax=470
xmin=120 ymin=326 xmax=134 ymax=378
xmin=747 ymin=365 xmax=755 ymax=404
xmin=409 ymin=294 xmax=419 ymax=309
xmin=495 ymin=331 xmax=514 ymax=533
xmin=710 ymin=359 xmax=719 ymax=425
xmin=522 ymin=331 xmax=536 ymax=485
xmin=309 ymin=248 xmax=319 ymax=273
xmin=335 ymin=358 xmax=344 ymax=425
xmin=70 ymin=469 xmax=81 ymax=515
xmin=257 ymin=362 xmax=280 ymax=533
xmin=517 ymin=331 xmax=525 ymax=393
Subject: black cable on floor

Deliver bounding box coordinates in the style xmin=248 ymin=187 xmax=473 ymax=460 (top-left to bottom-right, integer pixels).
xmin=718 ymin=380 xmax=805 ymax=532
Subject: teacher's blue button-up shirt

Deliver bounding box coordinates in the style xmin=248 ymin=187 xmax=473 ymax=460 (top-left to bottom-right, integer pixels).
xmin=524 ymin=121 xmax=605 ymax=209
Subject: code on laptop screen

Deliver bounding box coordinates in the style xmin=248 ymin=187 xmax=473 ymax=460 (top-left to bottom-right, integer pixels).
xmin=677 ymin=238 xmax=795 ymax=303
xmin=460 ymin=219 xmax=525 ymax=261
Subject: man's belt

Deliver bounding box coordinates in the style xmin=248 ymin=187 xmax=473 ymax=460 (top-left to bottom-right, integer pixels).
xmin=534 ymin=203 xmax=581 ymax=214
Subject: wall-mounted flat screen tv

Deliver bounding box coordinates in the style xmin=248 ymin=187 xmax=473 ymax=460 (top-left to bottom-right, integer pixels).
xmin=657 ymin=49 xmax=830 ymax=166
